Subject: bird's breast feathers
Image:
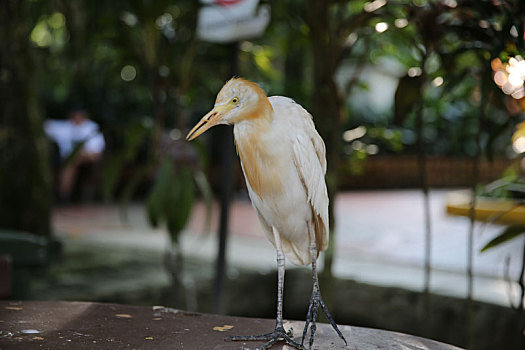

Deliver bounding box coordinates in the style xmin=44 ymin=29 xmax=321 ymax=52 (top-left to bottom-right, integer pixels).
xmin=234 ymin=124 xmax=287 ymax=199
xmin=234 ymin=95 xmax=326 ymax=204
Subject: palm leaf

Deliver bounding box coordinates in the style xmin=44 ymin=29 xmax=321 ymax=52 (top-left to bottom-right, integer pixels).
xmin=393 ymin=74 xmax=423 ymax=126
xmin=166 ymin=167 xmax=195 ymax=241
xmin=481 ymin=225 xmax=525 ymax=252
xmin=146 ymin=160 xmax=172 ymax=227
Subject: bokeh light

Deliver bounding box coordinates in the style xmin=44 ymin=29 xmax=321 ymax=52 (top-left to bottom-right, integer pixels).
xmin=395 ymin=18 xmax=408 ymax=28
xmin=345 ymin=33 xmax=358 ymax=47
xmin=366 ymin=144 xmax=379 ymax=155
xmin=121 ymin=65 xmax=137 ymax=82
xmin=169 ymin=128 xmax=182 ymax=141
xmin=512 ymin=121 xmax=525 ymax=154
xmin=343 ymin=126 xmax=367 ymax=142
xmin=513 ymin=137 xmax=525 ymax=154
xmin=408 ymin=67 xmax=422 ymax=77
xmin=432 ymin=76 xmax=444 ymax=87
xmin=375 ymin=22 xmax=389 ymax=33
xmin=30 ymin=12 xmax=67 ymax=48
xmin=364 ymin=0 xmax=386 ymax=13
xmin=492 ymin=56 xmax=525 ymax=99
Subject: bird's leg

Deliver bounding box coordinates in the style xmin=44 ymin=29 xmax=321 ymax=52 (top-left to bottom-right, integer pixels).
xmin=226 ymin=227 xmax=304 ymax=350
xmin=275 ymin=226 xmax=286 ymax=330
xmin=301 ymin=233 xmax=347 ymax=349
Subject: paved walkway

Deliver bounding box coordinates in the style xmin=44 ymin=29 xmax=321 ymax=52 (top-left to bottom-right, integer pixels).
xmin=52 ymin=190 xmax=524 ymax=307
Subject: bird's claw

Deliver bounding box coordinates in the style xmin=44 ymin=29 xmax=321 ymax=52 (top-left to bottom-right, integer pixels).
xmin=226 ymin=325 xmax=304 ymax=350
xmin=301 ymin=291 xmax=347 ymax=349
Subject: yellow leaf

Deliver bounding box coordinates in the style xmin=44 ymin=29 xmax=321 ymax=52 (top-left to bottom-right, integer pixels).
xmin=115 ymin=314 xmax=132 ymax=318
xmin=213 ymin=325 xmax=234 ymax=332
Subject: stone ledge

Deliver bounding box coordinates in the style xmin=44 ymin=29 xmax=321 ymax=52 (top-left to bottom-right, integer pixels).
xmin=0 ymin=301 xmax=463 ymax=349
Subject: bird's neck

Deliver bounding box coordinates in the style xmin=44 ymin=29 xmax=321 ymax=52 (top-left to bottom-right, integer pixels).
xmin=236 ymin=107 xmax=272 ymax=136
xmin=233 ymin=102 xmax=282 ymax=198
xmin=244 ymin=91 xmax=273 ymax=123
xmin=234 ymin=84 xmax=274 ymax=134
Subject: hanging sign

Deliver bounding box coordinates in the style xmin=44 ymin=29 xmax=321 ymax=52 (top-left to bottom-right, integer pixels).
xmin=197 ymin=0 xmax=270 ymax=43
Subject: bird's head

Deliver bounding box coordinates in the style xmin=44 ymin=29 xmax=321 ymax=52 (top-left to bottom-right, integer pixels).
xmin=186 ymin=78 xmax=272 ymax=141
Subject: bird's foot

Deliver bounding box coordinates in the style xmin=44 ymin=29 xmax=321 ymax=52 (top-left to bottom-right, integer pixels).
xmin=226 ymin=325 xmax=304 ymax=350
xmin=301 ymin=291 xmax=347 ymax=349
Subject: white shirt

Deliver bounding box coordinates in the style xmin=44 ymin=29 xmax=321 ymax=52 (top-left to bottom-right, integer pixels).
xmin=44 ymin=119 xmax=105 ymax=158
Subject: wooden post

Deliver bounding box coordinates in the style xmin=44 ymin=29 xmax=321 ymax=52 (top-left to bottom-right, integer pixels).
xmin=214 ymin=41 xmax=239 ymax=314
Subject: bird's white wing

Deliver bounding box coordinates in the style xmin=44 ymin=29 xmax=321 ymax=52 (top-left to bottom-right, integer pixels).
xmin=270 ymin=97 xmax=329 ymax=253
xmin=292 ymin=125 xmax=329 ymax=253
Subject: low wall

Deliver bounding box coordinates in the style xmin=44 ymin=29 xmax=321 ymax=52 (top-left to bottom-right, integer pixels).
xmin=340 ymin=156 xmax=514 ymax=189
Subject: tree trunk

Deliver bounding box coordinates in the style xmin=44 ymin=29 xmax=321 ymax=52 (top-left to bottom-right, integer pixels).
xmin=307 ymin=0 xmax=344 ymax=279
xmin=284 ymin=35 xmax=307 ymax=106
xmin=0 ymin=1 xmax=51 ymax=237
xmin=414 ymin=69 xmax=432 ymax=322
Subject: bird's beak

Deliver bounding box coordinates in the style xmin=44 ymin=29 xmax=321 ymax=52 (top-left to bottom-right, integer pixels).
xmin=186 ymin=105 xmax=229 ymax=141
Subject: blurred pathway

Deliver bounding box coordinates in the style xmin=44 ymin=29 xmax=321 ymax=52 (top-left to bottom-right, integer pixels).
xmin=52 ymin=190 xmax=524 ymax=307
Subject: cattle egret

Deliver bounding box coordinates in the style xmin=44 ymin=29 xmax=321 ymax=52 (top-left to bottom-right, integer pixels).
xmin=186 ymin=78 xmax=347 ymax=350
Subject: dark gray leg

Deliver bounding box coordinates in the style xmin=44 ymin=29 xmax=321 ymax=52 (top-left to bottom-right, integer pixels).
xmin=301 ymin=231 xmax=347 ymax=349
xmin=227 ymin=227 xmax=304 ymax=350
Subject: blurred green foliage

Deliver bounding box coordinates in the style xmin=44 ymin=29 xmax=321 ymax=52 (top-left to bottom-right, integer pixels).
xmin=25 ymin=0 xmax=524 ymax=168
xmin=4 ymin=0 xmax=525 ymax=238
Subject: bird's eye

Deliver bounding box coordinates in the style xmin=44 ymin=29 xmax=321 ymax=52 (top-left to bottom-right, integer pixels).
xmin=232 ymin=97 xmax=239 ymax=104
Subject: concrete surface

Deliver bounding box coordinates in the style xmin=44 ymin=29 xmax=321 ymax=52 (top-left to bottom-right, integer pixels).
xmin=0 ymin=300 xmax=464 ymax=349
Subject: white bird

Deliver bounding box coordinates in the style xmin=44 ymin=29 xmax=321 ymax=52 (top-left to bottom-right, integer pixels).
xmin=186 ymin=78 xmax=346 ymax=350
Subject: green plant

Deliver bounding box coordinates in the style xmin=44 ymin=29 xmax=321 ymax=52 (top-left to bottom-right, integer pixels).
xmin=480 ymin=184 xmax=525 ymax=309
xmin=101 ymin=119 xmax=213 ymax=307
xmin=477 ymin=168 xmax=525 ymax=348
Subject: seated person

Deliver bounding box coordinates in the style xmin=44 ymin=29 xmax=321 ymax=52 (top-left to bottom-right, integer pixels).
xmin=45 ymin=109 xmax=105 ymax=202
